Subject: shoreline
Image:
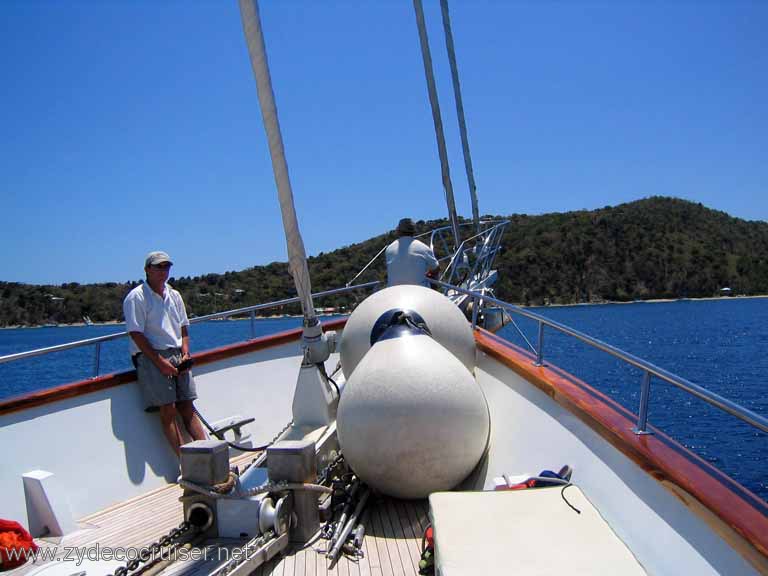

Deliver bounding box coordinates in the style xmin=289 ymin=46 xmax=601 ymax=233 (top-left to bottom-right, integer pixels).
xmin=1 ymin=294 xmax=765 ymax=329
xmin=0 ymin=313 xmax=342 ymax=330
xmin=539 ymin=293 xmax=768 ymax=308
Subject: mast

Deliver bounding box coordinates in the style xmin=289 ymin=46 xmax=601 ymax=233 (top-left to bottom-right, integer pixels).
xmin=413 ymin=0 xmax=461 ymax=250
xmin=238 ymin=0 xmax=317 ymax=329
xmin=239 ymin=0 xmax=336 ymax=430
xmin=439 ymin=0 xmax=480 ymax=234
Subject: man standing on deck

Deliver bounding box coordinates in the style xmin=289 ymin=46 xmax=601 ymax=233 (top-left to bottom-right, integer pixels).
xmin=385 ymin=218 xmax=439 ymax=287
xmin=123 ymin=251 xmax=206 ymax=457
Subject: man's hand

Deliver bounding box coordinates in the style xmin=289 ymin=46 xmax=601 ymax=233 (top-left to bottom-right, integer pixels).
xmin=129 ymin=331 xmax=178 ymax=377
xmin=156 ymin=356 xmax=179 ymax=378
xmin=177 ymin=353 xmax=193 ymax=373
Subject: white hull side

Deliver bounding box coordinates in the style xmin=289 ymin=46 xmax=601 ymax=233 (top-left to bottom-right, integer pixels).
xmin=0 ymin=342 xmax=339 ymax=532
xmin=470 ymin=350 xmax=760 ymax=575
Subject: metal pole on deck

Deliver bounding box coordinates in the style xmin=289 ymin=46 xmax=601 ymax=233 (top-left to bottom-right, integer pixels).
xmin=534 ymin=322 xmax=545 ymax=366
xmin=634 ymin=371 xmax=653 ymax=435
xmin=93 ymin=342 xmax=101 ymax=378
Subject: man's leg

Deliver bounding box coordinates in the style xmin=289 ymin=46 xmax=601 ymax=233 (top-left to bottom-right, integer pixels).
xmin=158 ymin=403 xmax=183 ymax=457
xmin=177 ymin=400 xmax=207 ymax=442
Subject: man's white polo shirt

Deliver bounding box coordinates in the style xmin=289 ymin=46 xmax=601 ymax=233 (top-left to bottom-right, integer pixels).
xmin=385 ymin=236 xmax=439 ymax=287
xmin=123 ymin=282 xmax=189 ymax=355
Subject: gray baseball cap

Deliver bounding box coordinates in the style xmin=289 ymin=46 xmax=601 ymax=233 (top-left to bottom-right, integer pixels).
xmin=145 ymin=251 xmax=173 ymax=267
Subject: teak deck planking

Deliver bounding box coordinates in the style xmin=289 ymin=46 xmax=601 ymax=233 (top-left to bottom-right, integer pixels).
xmin=10 ymin=452 xmax=425 ymax=576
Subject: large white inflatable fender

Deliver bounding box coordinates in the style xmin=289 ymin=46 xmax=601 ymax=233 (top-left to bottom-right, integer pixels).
xmin=337 ymin=324 xmax=490 ymax=499
xmin=339 ymin=285 xmax=475 ymax=379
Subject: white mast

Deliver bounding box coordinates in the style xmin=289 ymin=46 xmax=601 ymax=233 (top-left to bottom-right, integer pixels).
xmin=238 ymin=0 xmax=317 ymax=329
xmin=239 ymin=0 xmax=337 ymax=429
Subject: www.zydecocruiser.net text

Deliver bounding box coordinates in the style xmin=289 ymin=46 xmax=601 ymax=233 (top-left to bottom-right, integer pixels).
xmin=5 ymin=543 xmax=262 ymax=566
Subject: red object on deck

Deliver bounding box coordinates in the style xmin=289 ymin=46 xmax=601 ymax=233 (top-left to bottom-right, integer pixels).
xmin=495 ymin=478 xmax=538 ymax=491
xmin=0 ymin=520 xmax=37 ymax=570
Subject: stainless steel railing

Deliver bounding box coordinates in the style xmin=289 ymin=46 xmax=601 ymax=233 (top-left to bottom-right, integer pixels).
xmin=346 ymin=219 xmax=508 ymax=290
xmin=7 ymin=276 xmax=766 ymax=439
xmin=345 ymin=230 xmax=435 ymax=287
xmin=433 ymin=220 xmax=509 ymax=290
xmin=431 ymin=279 xmax=768 ymax=436
xmin=0 ymin=281 xmax=380 ymax=377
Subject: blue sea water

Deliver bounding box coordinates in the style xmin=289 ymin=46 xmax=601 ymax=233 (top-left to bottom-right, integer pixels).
xmin=0 ymin=317 xmax=313 ymax=398
xmin=1 ymin=300 xmax=766 ymax=501
xmin=497 ymin=297 xmax=768 ymax=503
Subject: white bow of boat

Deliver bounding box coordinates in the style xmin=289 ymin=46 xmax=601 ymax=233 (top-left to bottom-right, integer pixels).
xmin=2 ymin=1 xmax=767 ymax=576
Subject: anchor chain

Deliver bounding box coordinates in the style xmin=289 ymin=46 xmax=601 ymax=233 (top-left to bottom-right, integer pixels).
xmin=317 ymin=452 xmax=345 ymax=486
xmin=269 ymin=420 xmax=294 ymax=447
xmin=237 ymin=420 xmax=295 ymax=477
xmin=109 ymin=520 xmax=193 ymax=576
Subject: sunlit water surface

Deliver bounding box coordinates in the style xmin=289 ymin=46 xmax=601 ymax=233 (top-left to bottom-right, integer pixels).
xmin=1 ymin=299 xmax=765 ymax=501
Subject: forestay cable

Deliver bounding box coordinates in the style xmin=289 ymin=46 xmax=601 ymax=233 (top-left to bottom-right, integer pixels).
xmin=413 ymin=0 xmax=461 ymax=251
xmin=440 ymin=0 xmax=480 ymax=234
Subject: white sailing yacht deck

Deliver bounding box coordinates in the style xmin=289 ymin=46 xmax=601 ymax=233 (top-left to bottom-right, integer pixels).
xmin=14 ymin=452 xmax=426 ymax=576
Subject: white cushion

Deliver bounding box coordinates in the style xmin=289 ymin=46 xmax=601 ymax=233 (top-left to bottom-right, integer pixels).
xmin=429 ymin=487 xmax=646 ymax=575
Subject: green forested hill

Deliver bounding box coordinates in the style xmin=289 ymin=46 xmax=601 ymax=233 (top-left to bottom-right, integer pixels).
xmin=496 ymin=197 xmax=768 ymax=304
xmin=2 ymin=197 xmax=767 ymax=327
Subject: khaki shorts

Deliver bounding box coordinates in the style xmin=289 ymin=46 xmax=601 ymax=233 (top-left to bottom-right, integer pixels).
xmin=135 ymin=348 xmax=197 ymax=410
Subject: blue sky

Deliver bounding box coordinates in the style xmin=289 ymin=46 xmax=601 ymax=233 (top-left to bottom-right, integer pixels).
xmin=1 ymin=1 xmax=766 ymax=285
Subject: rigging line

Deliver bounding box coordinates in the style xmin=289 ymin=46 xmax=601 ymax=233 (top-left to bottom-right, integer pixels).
xmin=561 ymin=484 xmax=582 ymax=514
xmin=413 ymin=0 xmax=461 ymax=252
xmin=238 ymin=0 xmax=317 ymax=328
xmin=193 ymin=405 xmax=273 ymax=453
xmin=440 ymin=0 xmax=480 ymax=235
